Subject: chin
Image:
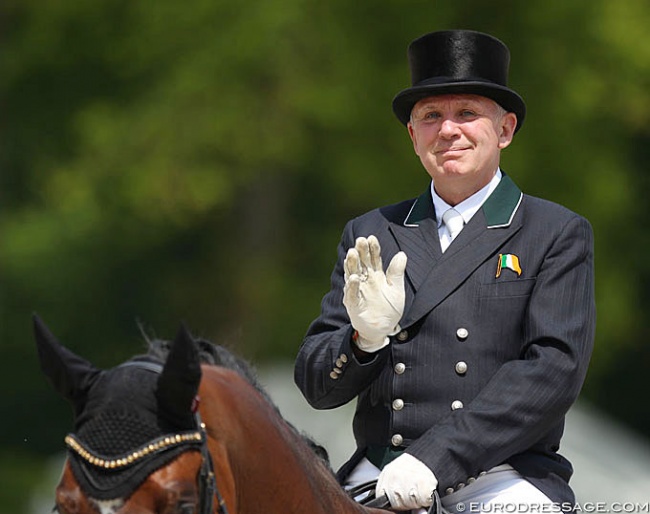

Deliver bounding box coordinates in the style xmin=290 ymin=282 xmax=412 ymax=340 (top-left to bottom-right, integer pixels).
xmin=436 ymin=164 xmax=470 ymax=178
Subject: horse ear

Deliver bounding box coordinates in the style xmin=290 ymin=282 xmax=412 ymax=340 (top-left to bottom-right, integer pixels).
xmin=156 ymin=323 xmax=202 ymax=427
xmin=33 ymin=314 xmax=101 ymax=406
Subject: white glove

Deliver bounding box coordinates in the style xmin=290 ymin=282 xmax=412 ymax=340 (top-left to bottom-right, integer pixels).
xmin=343 ymin=235 xmax=407 ymax=353
xmin=376 ymin=453 xmax=438 ymax=510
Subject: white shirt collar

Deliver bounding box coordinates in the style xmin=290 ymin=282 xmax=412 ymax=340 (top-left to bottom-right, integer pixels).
xmin=431 ymin=168 xmax=503 ymax=228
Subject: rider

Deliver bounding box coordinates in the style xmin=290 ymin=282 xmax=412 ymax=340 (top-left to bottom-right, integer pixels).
xmin=295 ymin=29 xmax=595 ymax=512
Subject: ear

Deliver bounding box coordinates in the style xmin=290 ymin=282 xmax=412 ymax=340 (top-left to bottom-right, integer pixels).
xmin=497 ymin=112 xmax=517 ymax=149
xmin=407 ymin=121 xmax=419 ymax=154
xmin=33 ymin=314 xmax=101 ymax=407
xmin=156 ymin=324 xmax=202 ymax=428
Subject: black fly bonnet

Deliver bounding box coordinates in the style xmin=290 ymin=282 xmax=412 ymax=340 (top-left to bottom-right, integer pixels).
xmin=34 ymin=316 xmax=213 ymax=503
xmin=66 ymin=359 xmax=204 ymax=499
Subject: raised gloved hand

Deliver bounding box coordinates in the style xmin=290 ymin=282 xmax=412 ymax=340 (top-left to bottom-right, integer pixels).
xmin=343 ymin=235 xmax=407 ymax=353
xmin=376 ymin=453 xmax=438 ymax=510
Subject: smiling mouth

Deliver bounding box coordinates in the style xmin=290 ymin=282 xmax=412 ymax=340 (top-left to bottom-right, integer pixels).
xmin=435 ymin=147 xmax=470 ymax=155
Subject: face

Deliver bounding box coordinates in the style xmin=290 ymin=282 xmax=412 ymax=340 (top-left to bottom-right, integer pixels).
xmin=407 ymin=94 xmax=517 ymax=205
xmin=54 ymin=452 xmax=203 ymax=514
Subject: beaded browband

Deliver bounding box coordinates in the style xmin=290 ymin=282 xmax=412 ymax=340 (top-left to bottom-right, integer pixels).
xmin=65 ymin=429 xmax=203 ymax=470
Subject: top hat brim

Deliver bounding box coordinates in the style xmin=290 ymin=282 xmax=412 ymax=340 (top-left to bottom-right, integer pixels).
xmin=392 ymin=81 xmax=526 ymax=132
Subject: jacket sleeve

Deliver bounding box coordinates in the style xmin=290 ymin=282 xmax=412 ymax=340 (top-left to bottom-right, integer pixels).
xmin=294 ymin=219 xmax=392 ymax=409
xmin=406 ymin=214 xmax=596 ymax=493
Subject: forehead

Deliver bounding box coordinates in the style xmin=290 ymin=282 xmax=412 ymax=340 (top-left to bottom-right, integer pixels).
xmin=412 ymin=94 xmax=499 ymax=113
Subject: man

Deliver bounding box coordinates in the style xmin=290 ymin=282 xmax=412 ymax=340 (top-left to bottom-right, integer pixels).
xmin=294 ymin=30 xmax=595 ymax=512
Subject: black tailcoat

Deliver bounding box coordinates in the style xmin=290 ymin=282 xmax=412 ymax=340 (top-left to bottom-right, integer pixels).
xmin=294 ymin=174 xmax=596 ymax=503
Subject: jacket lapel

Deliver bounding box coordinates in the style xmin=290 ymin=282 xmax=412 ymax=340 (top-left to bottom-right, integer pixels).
xmin=389 ymin=189 xmax=441 ymax=293
xmin=391 ymin=175 xmax=524 ymax=327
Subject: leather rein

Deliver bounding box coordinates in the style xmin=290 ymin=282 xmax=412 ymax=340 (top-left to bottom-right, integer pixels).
xmin=348 ymin=479 xmax=442 ymax=513
xmin=65 ymin=361 xmax=228 ymax=514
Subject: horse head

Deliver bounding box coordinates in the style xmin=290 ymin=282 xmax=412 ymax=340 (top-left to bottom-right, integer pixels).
xmin=37 ymin=314 xmax=394 ymax=514
xmin=35 ymin=315 xmax=212 ymax=514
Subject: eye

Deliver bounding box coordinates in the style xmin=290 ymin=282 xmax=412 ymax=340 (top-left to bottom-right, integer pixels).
xmin=460 ymin=109 xmax=477 ymax=118
xmin=412 ymin=107 xmax=440 ymax=123
xmin=421 ymin=110 xmax=440 ymax=121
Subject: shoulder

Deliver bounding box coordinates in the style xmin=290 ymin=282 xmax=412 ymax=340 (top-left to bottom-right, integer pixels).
xmin=522 ymin=194 xmax=590 ymax=223
xmin=346 ymin=198 xmax=419 ymax=230
xmin=336 ymin=198 xmax=419 ymax=251
xmin=520 ymin=194 xmax=593 ymax=242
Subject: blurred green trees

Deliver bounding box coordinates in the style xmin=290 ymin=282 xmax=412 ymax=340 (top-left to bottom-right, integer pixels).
xmin=1 ymin=0 xmax=649 ymax=511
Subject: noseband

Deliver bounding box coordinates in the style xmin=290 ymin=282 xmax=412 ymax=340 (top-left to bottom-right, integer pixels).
xmin=64 ymin=361 xmax=229 ymax=514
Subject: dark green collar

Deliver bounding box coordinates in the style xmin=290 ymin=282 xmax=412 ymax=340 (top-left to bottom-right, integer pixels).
xmin=482 ymin=173 xmax=523 ymax=228
xmin=403 ymin=174 xmax=523 ymax=228
xmin=403 ymin=188 xmax=435 ymax=227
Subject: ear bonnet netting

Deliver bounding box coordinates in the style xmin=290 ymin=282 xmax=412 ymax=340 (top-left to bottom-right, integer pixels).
xmin=66 ymin=354 xmax=202 ymax=500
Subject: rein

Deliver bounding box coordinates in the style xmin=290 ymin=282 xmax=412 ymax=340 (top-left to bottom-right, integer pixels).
xmin=64 ymin=361 xmax=228 ymax=514
xmin=347 ymin=480 xmax=443 ymax=514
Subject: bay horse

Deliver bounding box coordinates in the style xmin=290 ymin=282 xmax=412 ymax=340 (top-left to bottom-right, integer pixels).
xmin=34 ymin=315 xmax=393 ymax=514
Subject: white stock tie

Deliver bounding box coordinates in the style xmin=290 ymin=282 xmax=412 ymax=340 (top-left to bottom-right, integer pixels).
xmin=441 ymin=208 xmax=464 ymax=251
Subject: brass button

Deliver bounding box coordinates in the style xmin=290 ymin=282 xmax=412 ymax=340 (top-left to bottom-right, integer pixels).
xmin=396 ymin=330 xmax=409 ymax=341
xmin=335 ymin=358 xmax=344 ymax=368
xmin=391 ymin=434 xmax=403 ymax=446
xmin=456 ymin=327 xmax=469 ymax=340
xmin=445 ymin=487 xmax=454 ymax=495
xmin=329 ymin=371 xmax=338 ymax=380
xmin=333 ymin=367 xmax=342 ymax=374
xmin=394 ymin=362 xmax=406 ymax=374
xmin=340 ymin=354 xmax=348 ymax=363
xmin=455 ymin=361 xmax=468 ymax=375
xmin=392 ymin=399 xmax=405 ymax=411
xmin=451 ymin=400 xmax=464 ymax=410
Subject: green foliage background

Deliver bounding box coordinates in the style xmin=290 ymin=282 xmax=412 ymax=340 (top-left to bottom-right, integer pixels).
xmin=1 ymin=0 xmax=649 ymax=511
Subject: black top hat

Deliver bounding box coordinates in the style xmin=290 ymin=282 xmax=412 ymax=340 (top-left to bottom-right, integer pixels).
xmin=392 ymin=30 xmax=526 ymax=132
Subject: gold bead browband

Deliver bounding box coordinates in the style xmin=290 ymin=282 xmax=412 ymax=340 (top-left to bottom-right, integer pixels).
xmin=65 ymin=430 xmax=203 ymax=470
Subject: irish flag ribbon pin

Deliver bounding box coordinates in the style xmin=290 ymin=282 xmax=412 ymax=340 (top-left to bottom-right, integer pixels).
xmin=496 ymin=253 xmax=522 ymax=278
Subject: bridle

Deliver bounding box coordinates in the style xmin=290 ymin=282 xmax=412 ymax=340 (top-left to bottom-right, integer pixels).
xmin=195 ymin=412 xmax=229 ymax=514
xmin=64 ymin=361 xmax=229 ymax=514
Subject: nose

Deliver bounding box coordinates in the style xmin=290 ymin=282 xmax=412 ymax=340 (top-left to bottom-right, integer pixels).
xmin=439 ymin=117 xmax=460 ymax=138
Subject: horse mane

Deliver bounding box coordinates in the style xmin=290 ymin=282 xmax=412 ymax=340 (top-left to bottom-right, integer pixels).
xmin=141 ymin=337 xmax=265 ymax=390
xmin=137 ymin=336 xmax=333 ymax=471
